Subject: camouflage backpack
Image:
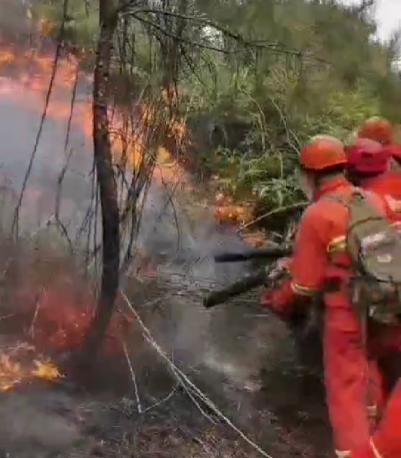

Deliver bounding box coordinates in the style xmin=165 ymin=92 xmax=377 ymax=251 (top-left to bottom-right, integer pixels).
xmin=328 ymin=189 xmax=401 ymax=324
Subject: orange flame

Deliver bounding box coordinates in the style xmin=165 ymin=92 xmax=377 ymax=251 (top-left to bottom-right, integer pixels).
xmin=0 ymin=38 xmax=189 ymax=183
xmin=0 ymin=39 xmax=191 ymax=385
xmin=0 ymin=355 xmax=62 ymax=392
xmin=0 ymin=37 xmax=262 ymax=388
xmin=0 ymin=37 xmax=254 ymax=228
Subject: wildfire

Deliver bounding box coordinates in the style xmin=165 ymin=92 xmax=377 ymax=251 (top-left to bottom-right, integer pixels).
xmin=0 ymin=354 xmax=62 ymax=392
xmin=0 ymin=38 xmax=189 ymax=182
xmin=0 ymin=33 xmax=263 ymax=390
xmin=0 ymin=37 xmax=253 ymax=227
xmin=214 ymin=191 xmax=254 ymax=224
xmin=0 ymin=283 xmax=125 ymax=392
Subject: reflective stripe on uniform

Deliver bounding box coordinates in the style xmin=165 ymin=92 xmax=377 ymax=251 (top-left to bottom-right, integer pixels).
xmin=327 ymin=235 xmax=346 ymax=254
xmin=367 ymin=404 xmax=378 ymax=419
xmin=335 ymin=450 xmax=351 ymax=458
xmin=290 ymin=282 xmax=316 ymax=296
xmin=370 ymin=438 xmax=384 ymax=458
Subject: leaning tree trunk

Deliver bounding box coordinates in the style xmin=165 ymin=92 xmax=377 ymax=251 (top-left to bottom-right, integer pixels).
xmin=79 ymin=0 xmax=119 ymax=362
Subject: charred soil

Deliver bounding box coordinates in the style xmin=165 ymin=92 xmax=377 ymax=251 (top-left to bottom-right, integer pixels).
xmin=0 ymin=261 xmax=334 ymax=458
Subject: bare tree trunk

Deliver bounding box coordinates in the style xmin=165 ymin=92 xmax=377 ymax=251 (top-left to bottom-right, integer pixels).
xmin=79 ymin=0 xmax=119 ymax=362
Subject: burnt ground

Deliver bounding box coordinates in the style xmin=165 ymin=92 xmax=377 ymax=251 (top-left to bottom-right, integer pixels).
xmin=0 ymin=267 xmax=332 ymax=458
xmin=0 ymin=379 xmax=259 ymax=458
xmin=0 ymin=382 xmax=272 ymax=458
xmin=0 ymin=362 xmax=330 ymax=458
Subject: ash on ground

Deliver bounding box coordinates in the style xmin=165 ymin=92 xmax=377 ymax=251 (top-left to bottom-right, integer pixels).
xmin=0 ymin=232 xmax=332 ymax=458
xmin=0 ymin=374 xmax=324 ymax=458
xmin=0 ymin=272 xmax=332 ymax=458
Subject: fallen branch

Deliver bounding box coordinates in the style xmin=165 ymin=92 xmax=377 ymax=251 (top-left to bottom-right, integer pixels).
xmin=238 ymin=202 xmax=306 ymax=232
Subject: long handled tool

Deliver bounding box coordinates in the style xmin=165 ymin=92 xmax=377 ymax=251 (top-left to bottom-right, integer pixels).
xmin=203 ymin=245 xmax=292 ymax=308
xmin=203 ymin=269 xmax=267 ymax=308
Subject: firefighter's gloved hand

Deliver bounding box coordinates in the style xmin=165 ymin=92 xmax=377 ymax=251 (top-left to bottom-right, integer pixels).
xmin=265 ymin=257 xmax=292 ymax=286
xmin=262 ymin=282 xmax=310 ymax=330
xmin=261 ymin=282 xmax=294 ymax=321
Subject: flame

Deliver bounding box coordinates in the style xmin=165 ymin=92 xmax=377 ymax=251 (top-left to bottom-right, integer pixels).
xmin=214 ymin=191 xmax=255 ymax=224
xmin=22 ymin=287 xmax=124 ymax=354
xmin=0 ymin=37 xmax=262 ymax=387
xmin=0 ymin=354 xmax=61 ymax=392
xmin=0 ymin=38 xmax=189 ymax=184
xmin=0 ymin=282 xmax=126 ymax=392
xmin=0 ymin=38 xmax=250 ymax=226
xmin=32 ymin=360 xmax=62 ymax=379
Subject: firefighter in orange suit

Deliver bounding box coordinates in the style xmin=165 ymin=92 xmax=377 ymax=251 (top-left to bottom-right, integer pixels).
xmin=346 ymin=137 xmax=401 ymax=228
xmin=346 ymin=136 xmax=401 ymax=226
xmin=345 ymin=138 xmax=389 ymax=423
xmin=346 ymin=136 xmax=401 ymax=222
xmin=358 ymin=117 xmax=401 ymax=172
xmin=350 ymin=379 xmax=401 ymax=458
xmin=345 ymin=137 xmax=401 ymax=422
xmin=260 ymin=135 xmax=392 ymax=457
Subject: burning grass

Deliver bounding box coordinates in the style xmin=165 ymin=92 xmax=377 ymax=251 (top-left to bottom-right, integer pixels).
xmin=0 ymin=234 xmax=263 ymax=456
xmin=0 ymin=227 xmax=332 ymax=458
xmin=0 ymin=227 xmax=127 ymax=393
xmin=0 ymin=351 xmax=61 ymax=391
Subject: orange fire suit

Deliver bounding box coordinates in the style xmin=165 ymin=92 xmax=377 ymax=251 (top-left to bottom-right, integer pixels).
xmin=359 ymin=171 xmax=401 ymax=226
xmin=350 ymin=379 xmax=401 ymax=458
xmin=260 ymin=176 xmax=397 ymax=455
xmin=358 ymin=172 xmax=401 ymax=415
xmin=359 ymin=171 xmax=401 ymax=201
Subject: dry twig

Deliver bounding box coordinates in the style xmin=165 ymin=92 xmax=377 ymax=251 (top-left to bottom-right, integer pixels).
xmin=28 ymin=291 xmax=43 ymax=338
xmin=121 ymin=340 xmax=142 ymax=413
xmin=120 ymin=291 xmax=274 ymax=458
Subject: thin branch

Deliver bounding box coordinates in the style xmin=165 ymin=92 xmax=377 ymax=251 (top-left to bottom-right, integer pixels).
xmin=121 ymin=340 xmax=142 ymax=413
xmin=120 ymin=291 xmax=274 ymax=458
xmin=12 ymin=0 xmax=70 ymax=238
xmin=131 ymin=14 xmax=231 ymax=53
xmin=124 ymin=7 xmax=297 ymax=54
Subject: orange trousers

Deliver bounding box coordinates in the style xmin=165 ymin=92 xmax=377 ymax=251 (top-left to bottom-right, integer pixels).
xmin=324 ymin=318 xmax=401 ymax=454
xmin=350 ymin=379 xmax=401 ymax=458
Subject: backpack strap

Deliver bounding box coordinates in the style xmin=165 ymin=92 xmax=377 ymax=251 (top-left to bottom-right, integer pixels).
xmin=324 ymin=189 xmax=385 ymax=230
xmin=323 ymin=188 xmax=366 ymax=208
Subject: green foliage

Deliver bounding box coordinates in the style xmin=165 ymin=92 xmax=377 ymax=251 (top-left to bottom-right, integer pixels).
xmin=182 ymin=0 xmax=401 ymax=214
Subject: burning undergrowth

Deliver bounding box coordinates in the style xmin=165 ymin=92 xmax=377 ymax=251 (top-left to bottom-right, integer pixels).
xmin=0 ymin=236 xmax=266 ymax=457
xmin=0 ymin=228 xmax=331 ymax=458
xmin=0 ymin=32 xmax=334 ymax=457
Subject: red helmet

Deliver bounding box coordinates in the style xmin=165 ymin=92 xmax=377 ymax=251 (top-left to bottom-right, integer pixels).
xmin=346 ymin=138 xmax=389 ymax=174
xmin=357 ymin=117 xmax=393 ymax=145
xmin=300 ymin=135 xmax=346 ymax=171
